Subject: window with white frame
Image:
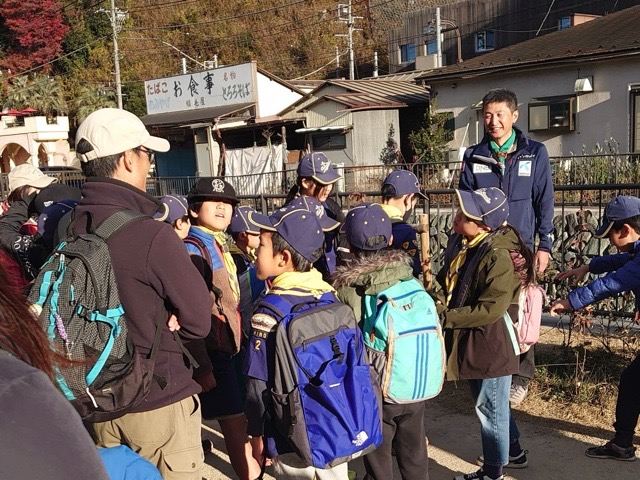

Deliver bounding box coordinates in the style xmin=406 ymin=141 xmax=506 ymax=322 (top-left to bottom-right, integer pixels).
xmin=475 ymin=30 xmax=495 ymax=52
xmin=400 ymin=43 xmax=417 ymax=63
xmin=631 ymin=87 xmax=640 ymax=152
xmin=558 ymin=16 xmax=572 ymax=30
xmin=528 ymin=97 xmax=576 ymax=133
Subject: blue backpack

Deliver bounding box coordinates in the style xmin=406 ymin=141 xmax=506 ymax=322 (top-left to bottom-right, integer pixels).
xmin=363 ymin=278 xmax=445 ymax=403
xmin=263 ymin=292 xmax=383 ymax=469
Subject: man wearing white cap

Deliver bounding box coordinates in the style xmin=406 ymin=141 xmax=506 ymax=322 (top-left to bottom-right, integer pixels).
xmin=73 ymin=108 xmax=212 ymax=479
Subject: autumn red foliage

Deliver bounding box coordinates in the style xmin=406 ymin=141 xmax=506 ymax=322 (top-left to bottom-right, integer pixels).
xmin=0 ymin=0 xmax=69 ymax=74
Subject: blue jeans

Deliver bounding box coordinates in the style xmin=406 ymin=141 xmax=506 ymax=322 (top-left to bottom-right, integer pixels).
xmin=469 ymin=376 xmax=520 ymax=468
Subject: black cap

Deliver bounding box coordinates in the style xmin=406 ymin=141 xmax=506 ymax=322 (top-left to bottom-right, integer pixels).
xmin=187 ymin=177 xmax=238 ymax=205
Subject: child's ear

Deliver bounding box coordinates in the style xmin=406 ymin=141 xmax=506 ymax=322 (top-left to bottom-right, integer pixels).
xmin=279 ymin=248 xmax=292 ymax=267
xmin=620 ymin=224 xmax=631 ymax=238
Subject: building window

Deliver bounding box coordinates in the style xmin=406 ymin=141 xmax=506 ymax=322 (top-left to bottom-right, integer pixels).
xmin=426 ymin=39 xmax=438 ymax=55
xmin=312 ymin=133 xmax=346 ymax=151
xmin=528 ymin=97 xmax=576 ymax=133
xmin=558 ymin=16 xmax=572 ymax=30
xmin=474 ymin=31 xmax=495 ymax=52
xmin=632 ymin=87 xmax=640 ymax=152
xmin=400 ymin=43 xmax=417 ymax=63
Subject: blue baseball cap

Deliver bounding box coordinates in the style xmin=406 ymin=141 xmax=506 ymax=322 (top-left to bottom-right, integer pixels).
xmin=382 ymin=170 xmax=426 ymax=199
xmin=250 ymin=207 xmax=325 ymax=263
xmin=455 ymin=187 xmax=509 ymax=231
xmin=595 ymin=196 xmax=640 ymax=238
xmin=297 ymin=152 xmax=341 ymax=185
xmin=287 ymin=196 xmax=340 ymax=231
xmin=154 ymin=195 xmax=188 ymax=224
xmin=229 ymin=205 xmax=261 ymax=235
xmin=343 ymin=203 xmax=392 ymax=251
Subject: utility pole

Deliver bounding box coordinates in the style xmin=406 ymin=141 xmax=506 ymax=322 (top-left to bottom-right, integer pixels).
xmin=373 ymin=51 xmax=378 ymax=77
xmin=110 ymin=0 xmax=123 ymax=108
xmin=335 ymin=46 xmax=340 ymax=78
xmin=336 ymin=1 xmax=362 ymax=80
xmin=99 ymin=2 xmax=127 ymax=108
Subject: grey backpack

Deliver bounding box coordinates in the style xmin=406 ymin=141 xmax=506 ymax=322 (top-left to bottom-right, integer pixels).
xmin=28 ymin=211 xmax=167 ymax=422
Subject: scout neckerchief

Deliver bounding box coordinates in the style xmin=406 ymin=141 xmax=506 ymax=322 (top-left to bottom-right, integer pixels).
xmin=489 ymin=129 xmax=516 ymax=171
xmin=445 ymin=231 xmax=490 ymax=306
xmin=195 ymin=226 xmax=241 ymax=302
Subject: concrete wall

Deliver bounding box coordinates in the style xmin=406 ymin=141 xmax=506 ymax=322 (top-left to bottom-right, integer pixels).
xmin=429 ymin=57 xmax=640 ymax=156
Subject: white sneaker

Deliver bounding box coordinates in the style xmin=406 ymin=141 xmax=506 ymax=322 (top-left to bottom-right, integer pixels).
xmin=509 ymin=384 xmax=528 ymax=406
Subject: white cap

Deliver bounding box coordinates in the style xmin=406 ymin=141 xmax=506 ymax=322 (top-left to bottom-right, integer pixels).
xmin=75 ymin=108 xmax=170 ymax=162
xmin=8 ymin=164 xmax=57 ymax=192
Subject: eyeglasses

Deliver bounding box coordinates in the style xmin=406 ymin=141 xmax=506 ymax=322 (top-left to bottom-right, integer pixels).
xmin=135 ymin=147 xmax=156 ymax=165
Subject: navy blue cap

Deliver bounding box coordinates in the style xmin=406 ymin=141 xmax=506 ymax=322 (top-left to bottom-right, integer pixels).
xmin=297 ymin=152 xmax=341 ymax=185
xmin=154 ymin=195 xmax=188 ymax=224
xmin=250 ymin=207 xmax=324 ymax=263
xmin=188 ymin=177 xmax=238 ymax=205
xmin=455 ymin=187 xmax=509 ymax=230
xmin=595 ymin=196 xmax=640 ymax=238
xmin=229 ymin=205 xmax=261 ymax=235
xmin=37 ymin=200 xmax=78 ymax=249
xmin=287 ymin=196 xmax=340 ymax=231
xmin=382 ymin=170 xmax=426 ymax=199
xmin=343 ymin=203 xmax=392 ymax=251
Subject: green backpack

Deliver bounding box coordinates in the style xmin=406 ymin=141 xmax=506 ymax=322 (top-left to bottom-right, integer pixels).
xmin=363 ymin=278 xmax=445 ymax=403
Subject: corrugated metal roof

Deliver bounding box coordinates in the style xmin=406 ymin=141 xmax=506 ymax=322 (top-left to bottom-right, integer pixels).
xmin=324 ymin=93 xmax=405 ymax=110
xmin=327 ymin=79 xmax=429 ymax=106
xmin=417 ymin=5 xmax=640 ymax=82
xmin=363 ymin=70 xmax=433 ymax=82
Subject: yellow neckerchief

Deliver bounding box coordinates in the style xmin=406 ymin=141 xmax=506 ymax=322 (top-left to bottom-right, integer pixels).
xmin=270 ymin=269 xmax=335 ymax=297
xmin=195 ymin=225 xmax=240 ymax=302
xmin=380 ymin=203 xmax=403 ymax=221
xmin=445 ymin=231 xmax=490 ymax=306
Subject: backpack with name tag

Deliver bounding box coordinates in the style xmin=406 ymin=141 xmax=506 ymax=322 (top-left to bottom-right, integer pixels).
xmin=27 ymin=210 xmax=172 ymax=422
xmin=362 ymin=277 xmax=445 ymax=403
xmin=262 ymin=292 xmax=383 ymax=469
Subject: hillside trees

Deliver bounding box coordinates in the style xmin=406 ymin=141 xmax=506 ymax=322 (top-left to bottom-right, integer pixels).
xmin=0 ymin=0 xmax=69 ymax=73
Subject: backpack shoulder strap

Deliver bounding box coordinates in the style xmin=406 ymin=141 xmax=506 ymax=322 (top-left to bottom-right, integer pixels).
xmin=259 ymin=294 xmax=293 ymax=320
xmin=94 ymin=210 xmax=147 ymax=240
xmin=184 ymin=235 xmax=213 ymax=268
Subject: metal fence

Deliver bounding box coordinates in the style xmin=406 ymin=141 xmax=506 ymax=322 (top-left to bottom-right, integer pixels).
xmin=1 ymin=154 xmax=639 ymax=317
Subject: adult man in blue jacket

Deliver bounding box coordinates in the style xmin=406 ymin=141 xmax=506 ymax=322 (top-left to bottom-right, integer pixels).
xmin=459 ymin=89 xmax=554 ymax=407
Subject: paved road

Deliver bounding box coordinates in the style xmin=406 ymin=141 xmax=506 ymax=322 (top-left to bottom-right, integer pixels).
xmin=201 ymin=391 xmax=638 ymax=480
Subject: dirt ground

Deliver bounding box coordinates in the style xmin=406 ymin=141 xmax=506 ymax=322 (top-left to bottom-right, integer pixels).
xmin=202 ymin=326 xmax=639 ymax=479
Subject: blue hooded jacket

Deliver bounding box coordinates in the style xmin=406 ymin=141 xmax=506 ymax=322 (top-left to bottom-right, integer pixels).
xmin=459 ymin=128 xmax=554 ymax=252
xmin=569 ymin=240 xmax=640 ymax=311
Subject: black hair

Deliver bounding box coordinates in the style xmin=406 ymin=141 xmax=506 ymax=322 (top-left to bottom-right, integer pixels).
xmin=188 ymin=201 xmax=203 ymax=223
xmin=285 ymin=177 xmax=326 ymax=204
xmin=271 ymin=231 xmax=318 ymax=272
xmin=381 ymin=183 xmax=404 ymax=202
xmin=76 ymin=139 xmax=122 ymax=178
xmin=611 ymin=214 xmax=640 ymax=235
xmin=482 ymin=89 xmax=518 ymax=113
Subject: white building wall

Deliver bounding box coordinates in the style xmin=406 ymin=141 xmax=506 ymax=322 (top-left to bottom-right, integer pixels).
xmin=429 ymin=58 xmax=640 ymax=156
xmin=256 ymin=72 xmax=302 ymax=118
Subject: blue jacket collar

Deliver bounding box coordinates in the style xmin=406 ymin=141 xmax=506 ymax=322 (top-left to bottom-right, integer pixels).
xmin=473 ymin=126 xmax=532 ymax=157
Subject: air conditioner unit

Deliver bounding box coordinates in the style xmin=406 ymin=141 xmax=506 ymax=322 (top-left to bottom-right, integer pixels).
xmin=416 ymin=54 xmax=438 ymax=70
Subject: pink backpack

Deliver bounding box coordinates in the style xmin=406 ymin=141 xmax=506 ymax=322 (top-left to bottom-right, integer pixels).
xmin=516 ymin=284 xmax=545 ymax=353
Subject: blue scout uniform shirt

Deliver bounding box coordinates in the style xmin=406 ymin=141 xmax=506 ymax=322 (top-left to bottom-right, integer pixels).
xmin=569 ymin=239 xmax=640 ymax=311
xmin=459 ymin=127 xmax=554 ymax=252
xmin=244 ymin=277 xmax=336 ymax=458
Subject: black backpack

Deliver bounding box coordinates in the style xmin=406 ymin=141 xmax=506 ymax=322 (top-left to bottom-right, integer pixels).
xmin=28 ymin=210 xmax=176 ymax=422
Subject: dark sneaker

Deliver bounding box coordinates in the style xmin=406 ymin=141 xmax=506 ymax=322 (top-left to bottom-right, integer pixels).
xmin=585 ymin=441 xmax=636 ymax=461
xmin=477 ymin=450 xmax=528 ymax=469
xmin=454 ymin=470 xmax=503 ymax=480
xmin=202 ymin=439 xmax=214 ymax=454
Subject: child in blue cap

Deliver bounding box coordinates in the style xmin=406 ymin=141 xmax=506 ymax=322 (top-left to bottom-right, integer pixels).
xmin=286 ymin=152 xmax=344 ymax=280
xmin=244 ymin=205 xmax=374 ymax=479
xmin=380 ymin=170 xmax=426 ymax=278
xmin=551 ymin=195 xmax=640 ymax=462
xmin=437 ymin=187 xmax=531 ymax=480
xmin=333 ymin=203 xmax=432 ymax=480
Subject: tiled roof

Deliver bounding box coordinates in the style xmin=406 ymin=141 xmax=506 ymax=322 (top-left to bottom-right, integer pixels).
xmin=416 ymin=5 xmax=640 ymax=82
